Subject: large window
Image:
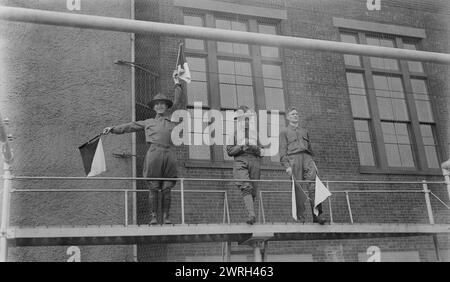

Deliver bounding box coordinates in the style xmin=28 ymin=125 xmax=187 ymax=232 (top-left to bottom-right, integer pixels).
xmin=184 ymin=13 xmax=286 ymax=162
xmin=340 ymin=31 xmax=440 ymax=172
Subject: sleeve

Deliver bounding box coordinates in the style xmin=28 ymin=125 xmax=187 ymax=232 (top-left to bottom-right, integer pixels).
xmin=279 ymin=129 xmax=290 ymax=168
xmin=168 ymin=83 xmax=186 ymax=116
xmin=110 ymin=120 xmax=147 ymax=134
xmin=306 ymin=131 xmax=314 ymax=156
xmin=226 ymin=134 xmax=243 ymax=157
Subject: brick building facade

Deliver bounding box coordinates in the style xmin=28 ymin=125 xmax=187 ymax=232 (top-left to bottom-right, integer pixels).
xmin=0 ymin=0 xmax=449 ymax=261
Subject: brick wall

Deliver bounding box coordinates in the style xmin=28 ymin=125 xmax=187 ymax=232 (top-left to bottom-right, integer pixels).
xmin=134 ymin=0 xmax=449 ymax=261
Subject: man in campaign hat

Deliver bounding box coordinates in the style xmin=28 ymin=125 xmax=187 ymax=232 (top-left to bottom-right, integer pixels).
xmin=103 ymin=70 xmax=185 ymax=225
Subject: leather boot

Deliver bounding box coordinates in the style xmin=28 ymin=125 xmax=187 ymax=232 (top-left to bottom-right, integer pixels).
xmin=149 ymin=190 xmax=160 ymax=225
xmin=310 ymin=200 xmax=327 ymax=225
xmin=162 ymin=190 xmax=172 ymax=224
xmin=149 ymin=212 xmax=158 ymax=225
xmin=243 ymin=194 xmax=256 ymax=225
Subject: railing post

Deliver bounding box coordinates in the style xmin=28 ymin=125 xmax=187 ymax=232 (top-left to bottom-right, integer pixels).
xmin=422 ymin=180 xmax=435 ymax=225
xmin=124 ymin=191 xmax=128 ymax=227
xmin=259 ymin=191 xmax=266 ymax=224
xmin=180 ymin=178 xmax=185 ymax=225
xmin=327 ymin=181 xmax=333 ymax=224
xmin=0 ymin=162 xmax=12 ymax=262
xmin=345 ymin=191 xmax=354 ymax=224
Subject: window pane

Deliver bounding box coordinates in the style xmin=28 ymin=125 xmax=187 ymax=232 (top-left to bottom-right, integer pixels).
xmin=263 ymin=64 xmax=285 ymax=112
xmin=188 ymin=109 xmax=211 ymax=160
xmin=219 ymin=60 xmax=254 ymax=109
xmin=187 ymin=82 xmax=208 ymax=105
xmin=366 ymin=36 xmax=398 ymax=70
xmin=236 ymin=85 xmax=255 ymax=109
xmin=374 ymin=75 xmax=408 ymax=121
xmin=186 ymin=57 xmax=208 ymax=106
xmin=264 ymin=87 xmax=285 ymax=111
xmin=420 ymin=124 xmax=440 ymax=168
xmin=350 ymin=95 xmax=370 ymax=118
xmin=259 ymin=24 xmax=279 ymax=57
xmin=346 ymin=72 xmax=366 ymax=95
xmin=411 ymin=79 xmax=434 ymax=123
xmin=424 ymin=146 xmax=440 ymax=168
xmin=382 ymin=122 xmax=414 ymax=168
xmin=222 ymin=110 xmax=235 ymax=161
xmin=353 ymin=120 xmax=375 ymax=166
xmin=340 ymin=33 xmax=361 ymax=66
xmin=220 ymin=84 xmax=237 ymax=108
xmin=262 ymin=65 xmax=283 ymax=87
xmin=216 ymin=19 xmax=249 ymax=55
xmin=269 ymin=113 xmax=285 ymax=162
xmin=403 ymin=43 xmax=424 ymax=72
xmin=184 ymin=15 xmax=205 ymax=50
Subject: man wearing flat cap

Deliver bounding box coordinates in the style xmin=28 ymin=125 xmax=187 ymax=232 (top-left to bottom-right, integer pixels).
xmin=103 ymin=70 xmax=185 ymax=225
xmin=226 ymin=105 xmax=263 ymax=225
xmin=279 ymin=107 xmax=327 ymax=225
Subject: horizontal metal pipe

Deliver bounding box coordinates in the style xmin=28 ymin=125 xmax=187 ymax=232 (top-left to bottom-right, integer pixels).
xmin=261 ymin=190 xmax=423 ymax=194
xmin=1 ymin=6 xmax=450 ymax=64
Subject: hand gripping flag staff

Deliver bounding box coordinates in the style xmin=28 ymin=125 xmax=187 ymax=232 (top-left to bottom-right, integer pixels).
xmin=291 ymin=164 xmax=331 ymax=220
xmin=79 ymin=133 xmax=106 ymax=177
xmin=176 ymin=43 xmax=191 ymax=83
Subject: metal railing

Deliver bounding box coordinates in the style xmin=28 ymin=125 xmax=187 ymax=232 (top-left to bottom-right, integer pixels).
xmin=5 ymin=176 xmax=450 ymax=226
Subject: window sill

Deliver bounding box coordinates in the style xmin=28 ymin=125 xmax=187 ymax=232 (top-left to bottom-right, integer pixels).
xmin=359 ymin=166 xmax=443 ymax=176
xmin=183 ymin=160 xmax=286 ymax=171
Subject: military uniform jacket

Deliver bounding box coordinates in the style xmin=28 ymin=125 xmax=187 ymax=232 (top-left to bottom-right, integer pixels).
xmin=111 ymin=84 xmax=185 ymax=147
xmin=279 ymin=124 xmax=313 ymax=168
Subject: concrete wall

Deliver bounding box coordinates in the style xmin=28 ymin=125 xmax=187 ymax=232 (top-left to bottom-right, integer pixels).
xmin=0 ymin=0 xmax=134 ymax=261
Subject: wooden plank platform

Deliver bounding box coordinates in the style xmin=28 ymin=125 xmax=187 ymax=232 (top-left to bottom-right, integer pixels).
xmin=7 ymin=223 xmax=450 ymax=246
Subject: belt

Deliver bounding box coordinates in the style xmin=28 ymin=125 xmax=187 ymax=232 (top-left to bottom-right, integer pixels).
xmin=149 ymin=143 xmax=173 ymax=149
xmin=287 ymin=150 xmax=310 ymax=156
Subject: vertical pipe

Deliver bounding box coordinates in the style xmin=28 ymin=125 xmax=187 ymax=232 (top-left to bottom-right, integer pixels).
xmin=180 ymin=178 xmax=185 ymax=224
xmin=422 ymin=180 xmax=435 ymax=225
xmin=253 ymin=243 xmax=262 ymax=262
xmin=345 ymin=191 xmax=354 ymax=224
xmin=224 ymin=192 xmax=230 ymax=224
xmin=124 ymin=191 xmax=128 ymax=227
xmin=130 ymin=0 xmax=138 ymax=262
xmin=0 ymin=162 xmax=12 ymax=262
xmin=260 ymin=192 xmax=266 ymax=224
xmin=433 ymin=234 xmax=441 ymax=262
xmin=327 ymin=181 xmax=333 ymax=224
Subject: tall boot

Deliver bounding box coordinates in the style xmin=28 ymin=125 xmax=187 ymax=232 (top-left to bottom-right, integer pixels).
xmin=309 ymin=199 xmax=326 ymax=225
xmin=243 ymin=194 xmax=256 ymax=225
xmin=162 ymin=190 xmax=172 ymax=224
xmin=149 ymin=191 xmax=159 ymax=225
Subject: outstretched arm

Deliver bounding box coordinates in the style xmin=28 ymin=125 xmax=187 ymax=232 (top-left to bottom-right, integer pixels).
xmin=103 ymin=120 xmax=147 ymax=135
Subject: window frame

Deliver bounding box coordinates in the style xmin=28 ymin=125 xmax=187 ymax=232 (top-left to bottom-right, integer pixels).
xmin=183 ymin=11 xmax=288 ymax=165
xmin=340 ymin=30 xmax=442 ymax=175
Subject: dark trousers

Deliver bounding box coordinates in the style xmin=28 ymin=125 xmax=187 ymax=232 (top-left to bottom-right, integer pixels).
xmin=233 ymin=154 xmax=261 ymax=198
xmin=289 ymin=152 xmax=322 ymax=219
xmin=143 ymin=144 xmax=177 ymax=220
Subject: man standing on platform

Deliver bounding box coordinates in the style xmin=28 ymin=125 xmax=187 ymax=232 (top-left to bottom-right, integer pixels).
xmin=102 ymin=70 xmax=185 ymax=225
xmin=226 ymin=106 xmax=263 ymax=225
xmin=279 ymin=107 xmax=327 ymax=225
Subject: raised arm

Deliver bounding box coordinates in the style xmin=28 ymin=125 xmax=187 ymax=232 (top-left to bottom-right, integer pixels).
xmin=168 ymin=83 xmax=186 ymax=115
